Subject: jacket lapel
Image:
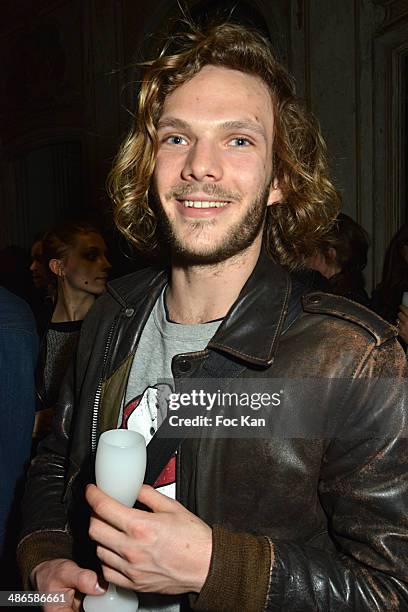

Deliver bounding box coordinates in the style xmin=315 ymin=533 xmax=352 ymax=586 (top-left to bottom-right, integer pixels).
xmin=208 ymin=253 xmax=291 ymax=366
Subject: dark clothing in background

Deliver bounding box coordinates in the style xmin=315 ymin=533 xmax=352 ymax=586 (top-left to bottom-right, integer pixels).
xmin=42 ymin=320 xmax=82 ymax=408
xmin=302 ymin=267 xmax=370 ymax=307
xmin=371 ymin=284 xmax=407 ymax=351
xmin=31 ymin=294 xmax=54 ymax=339
xmin=293 ymin=268 xmax=331 ymax=293
xmin=330 ymin=271 xmax=370 ymax=306
xmin=371 ymin=283 xmax=408 ymax=323
xmin=0 ymin=287 xmax=37 ymax=586
xmin=33 ymin=320 xmax=82 ymax=448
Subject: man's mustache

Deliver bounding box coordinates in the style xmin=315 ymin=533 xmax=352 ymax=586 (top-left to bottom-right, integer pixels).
xmin=165 ymin=184 xmax=242 ymax=202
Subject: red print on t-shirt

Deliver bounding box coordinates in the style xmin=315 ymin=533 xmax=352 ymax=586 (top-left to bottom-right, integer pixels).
xmin=122 ymin=387 xmax=176 ymax=490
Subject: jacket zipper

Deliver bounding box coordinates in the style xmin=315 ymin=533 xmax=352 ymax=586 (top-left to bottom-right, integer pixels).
xmin=91 ymin=317 xmax=118 ymax=452
xmin=35 ymin=327 xmax=49 ymax=408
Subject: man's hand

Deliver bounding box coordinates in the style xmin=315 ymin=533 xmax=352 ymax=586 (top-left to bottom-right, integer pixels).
xmin=397 ymin=305 xmax=408 ymax=344
xmin=31 ymin=558 xmax=104 ymax=612
xmin=86 ymin=484 xmax=212 ymax=594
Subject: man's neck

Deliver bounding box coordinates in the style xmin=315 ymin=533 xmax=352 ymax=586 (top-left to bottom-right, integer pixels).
xmin=165 ymin=241 xmax=261 ymax=324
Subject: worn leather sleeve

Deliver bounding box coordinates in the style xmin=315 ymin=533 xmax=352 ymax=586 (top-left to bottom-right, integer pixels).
xmin=16 ymin=360 xmax=76 ymax=587
xmin=194 ymin=339 xmax=408 ymax=611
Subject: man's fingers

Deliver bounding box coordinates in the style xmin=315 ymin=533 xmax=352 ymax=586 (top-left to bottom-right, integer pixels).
xmin=43 ymin=606 xmax=75 ymax=612
xmin=95 ymin=544 xmax=127 ymax=576
xmin=89 ymin=515 xmax=129 ymax=552
xmin=32 ymin=560 xmax=105 ymax=612
xmin=86 ymin=484 xmax=133 ymax=531
xmin=86 ymin=483 xmax=186 ymax=537
xmin=99 ymin=564 xmax=136 ymax=590
xmin=138 ymin=484 xmax=187 ymax=514
xmin=43 ymin=594 xmax=84 ymax=612
xmin=43 ymin=600 xmax=83 ymax=612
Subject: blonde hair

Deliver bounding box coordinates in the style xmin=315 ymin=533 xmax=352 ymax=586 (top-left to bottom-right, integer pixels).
xmin=42 ymin=222 xmax=100 ymax=284
xmin=109 ymin=21 xmax=340 ymax=268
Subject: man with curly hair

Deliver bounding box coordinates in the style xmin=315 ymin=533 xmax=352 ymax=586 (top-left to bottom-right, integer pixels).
xmin=19 ymin=22 xmax=408 ymax=611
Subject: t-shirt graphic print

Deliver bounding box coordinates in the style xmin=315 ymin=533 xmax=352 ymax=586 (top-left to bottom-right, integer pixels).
xmin=121 ymin=383 xmax=175 ymax=498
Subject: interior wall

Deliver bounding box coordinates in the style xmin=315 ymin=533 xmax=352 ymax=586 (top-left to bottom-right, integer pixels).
xmin=0 ymin=0 xmax=86 ymax=248
xmin=290 ymin=0 xmax=408 ymax=288
xmin=0 ymin=0 xmax=126 ymax=250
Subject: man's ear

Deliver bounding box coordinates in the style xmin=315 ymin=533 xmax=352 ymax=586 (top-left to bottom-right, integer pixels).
xmin=49 ymin=259 xmax=64 ymax=278
xmin=267 ymin=178 xmax=284 ymax=207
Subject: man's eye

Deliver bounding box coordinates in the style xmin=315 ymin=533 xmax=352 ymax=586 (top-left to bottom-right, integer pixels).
xmin=229 ymin=137 xmax=251 ymax=147
xmin=166 ymin=135 xmax=187 ymax=145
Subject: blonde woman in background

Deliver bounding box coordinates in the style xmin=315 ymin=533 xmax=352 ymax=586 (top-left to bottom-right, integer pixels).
xmin=33 ymin=222 xmax=110 ymax=446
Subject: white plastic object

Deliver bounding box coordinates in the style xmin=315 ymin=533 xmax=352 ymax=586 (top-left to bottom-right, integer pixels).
xmin=83 ymin=429 xmax=146 ymax=612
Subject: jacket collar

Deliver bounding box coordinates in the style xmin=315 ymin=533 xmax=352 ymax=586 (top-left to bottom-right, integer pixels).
xmin=208 ymin=252 xmax=291 ymax=366
xmin=108 ymin=252 xmax=291 ymax=368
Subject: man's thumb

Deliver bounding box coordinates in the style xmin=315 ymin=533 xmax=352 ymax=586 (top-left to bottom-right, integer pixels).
xmin=75 ymin=568 xmax=106 ymax=595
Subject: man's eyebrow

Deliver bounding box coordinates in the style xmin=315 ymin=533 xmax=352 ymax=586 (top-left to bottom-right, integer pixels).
xmin=157 ymin=117 xmax=268 ymax=140
xmin=157 ymin=117 xmax=190 ymax=131
xmin=220 ymin=120 xmax=267 ymax=140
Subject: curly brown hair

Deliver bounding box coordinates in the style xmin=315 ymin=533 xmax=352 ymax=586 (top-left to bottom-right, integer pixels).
xmin=108 ymin=21 xmax=340 ymax=268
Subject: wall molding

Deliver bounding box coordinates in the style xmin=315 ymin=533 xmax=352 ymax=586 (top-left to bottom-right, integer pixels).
xmin=373 ymin=17 xmax=408 ymax=280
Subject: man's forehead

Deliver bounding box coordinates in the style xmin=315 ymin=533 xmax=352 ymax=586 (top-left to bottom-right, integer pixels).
xmin=163 ymin=64 xmax=271 ymax=99
xmin=159 ymin=65 xmax=274 ymax=133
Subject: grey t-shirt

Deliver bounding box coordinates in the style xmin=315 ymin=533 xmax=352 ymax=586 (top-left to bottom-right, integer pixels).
xmin=120 ymin=288 xmax=221 ymax=611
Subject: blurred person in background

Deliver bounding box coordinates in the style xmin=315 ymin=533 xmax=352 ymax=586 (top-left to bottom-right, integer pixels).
xmin=30 ymin=238 xmax=48 ymax=292
xmin=29 ymin=237 xmax=55 ymax=336
xmin=305 ymin=213 xmax=370 ymax=306
xmin=33 ymin=222 xmax=110 ymax=445
xmin=0 ymin=286 xmax=37 ymax=588
xmin=372 ymin=223 xmax=408 ymax=347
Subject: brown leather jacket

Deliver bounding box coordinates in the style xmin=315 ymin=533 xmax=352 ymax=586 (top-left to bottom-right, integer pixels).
xmin=18 ymin=254 xmax=408 ymax=610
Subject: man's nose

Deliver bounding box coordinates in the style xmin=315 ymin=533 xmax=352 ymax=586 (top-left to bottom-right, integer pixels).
xmin=181 ymin=140 xmax=222 ymax=182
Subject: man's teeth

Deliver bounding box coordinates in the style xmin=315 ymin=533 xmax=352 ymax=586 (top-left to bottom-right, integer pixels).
xmin=182 ymin=200 xmax=229 ymax=208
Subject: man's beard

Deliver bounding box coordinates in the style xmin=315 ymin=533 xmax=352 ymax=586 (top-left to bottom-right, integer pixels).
xmin=154 ymin=182 xmax=271 ymax=265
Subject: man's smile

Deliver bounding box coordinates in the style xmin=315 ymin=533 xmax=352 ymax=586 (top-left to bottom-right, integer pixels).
xmin=181 ymin=200 xmax=229 ymax=208
xmin=175 ymin=198 xmax=232 ymax=218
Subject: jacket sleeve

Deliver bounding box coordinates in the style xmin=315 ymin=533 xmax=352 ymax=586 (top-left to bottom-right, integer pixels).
xmin=16 ymin=293 xmax=118 ymax=587
xmin=193 ymin=339 xmax=408 ymax=611
xmin=17 ymin=360 xmax=76 ymax=587
xmin=0 ymin=309 xmax=37 ymax=556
